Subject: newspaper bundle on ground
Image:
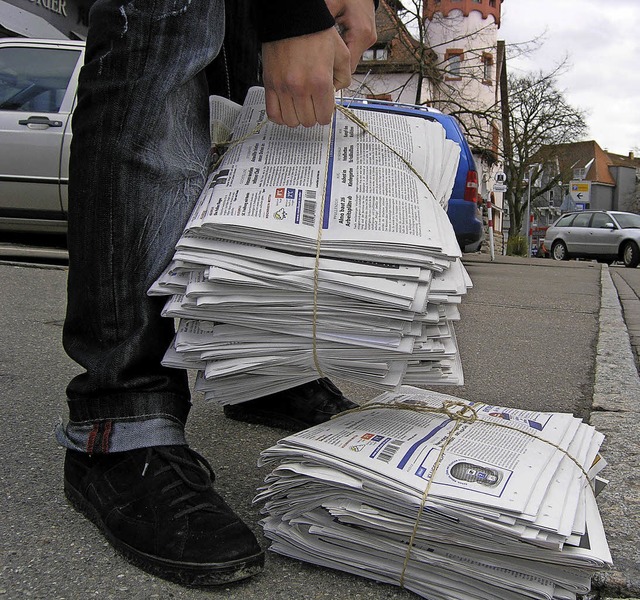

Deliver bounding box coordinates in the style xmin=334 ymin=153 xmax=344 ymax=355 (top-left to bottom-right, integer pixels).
xmin=256 ymin=387 xmax=612 ymax=600
xmin=150 ymin=87 xmax=472 ymax=403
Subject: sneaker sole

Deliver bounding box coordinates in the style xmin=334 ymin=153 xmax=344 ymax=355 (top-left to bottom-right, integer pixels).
xmin=64 ymin=480 xmax=265 ymax=586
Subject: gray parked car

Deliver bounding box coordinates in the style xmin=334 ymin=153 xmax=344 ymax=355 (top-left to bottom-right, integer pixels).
xmin=0 ymin=38 xmax=85 ymax=233
xmin=544 ymin=210 xmax=640 ymax=268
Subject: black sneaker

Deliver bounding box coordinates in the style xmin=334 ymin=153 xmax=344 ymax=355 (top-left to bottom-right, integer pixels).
xmin=223 ymin=378 xmax=357 ymax=431
xmin=64 ymin=445 xmax=264 ymax=587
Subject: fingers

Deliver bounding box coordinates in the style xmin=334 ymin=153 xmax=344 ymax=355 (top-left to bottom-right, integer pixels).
xmin=332 ymin=44 xmax=353 ymax=92
xmin=328 ymin=0 xmax=378 ymax=72
xmin=262 ymin=28 xmax=350 ymax=127
xmin=266 ymin=87 xmax=333 ymax=128
xmin=261 ymin=1 xmax=377 ymax=128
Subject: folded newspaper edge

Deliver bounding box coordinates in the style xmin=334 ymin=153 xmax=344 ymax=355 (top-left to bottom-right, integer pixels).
xmin=256 ymin=387 xmax=612 ymax=600
xmin=150 ymin=87 xmax=473 ymax=398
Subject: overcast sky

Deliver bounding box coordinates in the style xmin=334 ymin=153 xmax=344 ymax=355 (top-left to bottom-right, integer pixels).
xmin=498 ymin=0 xmax=640 ymax=157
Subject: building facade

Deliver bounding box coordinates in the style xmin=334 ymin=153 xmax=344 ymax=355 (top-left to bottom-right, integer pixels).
xmin=348 ymin=0 xmax=506 ymax=253
xmin=346 ymin=0 xmax=432 ymax=105
xmin=1 ymin=0 xmax=92 ymax=39
xmin=536 ymin=141 xmax=640 ymax=221
xmin=423 ymin=0 xmax=504 ymax=251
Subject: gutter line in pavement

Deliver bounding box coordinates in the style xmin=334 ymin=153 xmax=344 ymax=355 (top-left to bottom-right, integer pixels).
xmin=590 ymin=265 xmax=640 ymax=598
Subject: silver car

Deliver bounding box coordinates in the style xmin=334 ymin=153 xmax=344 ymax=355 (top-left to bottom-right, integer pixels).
xmin=0 ymin=38 xmax=85 ymax=233
xmin=544 ymin=210 xmax=640 ymax=268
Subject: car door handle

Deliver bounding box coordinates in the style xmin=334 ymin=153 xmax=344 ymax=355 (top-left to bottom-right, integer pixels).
xmin=18 ymin=116 xmax=63 ymax=128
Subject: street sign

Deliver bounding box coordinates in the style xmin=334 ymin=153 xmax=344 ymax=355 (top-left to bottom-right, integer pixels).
xmin=494 ymin=171 xmax=507 ymax=183
xmin=493 ymin=183 xmax=507 ymax=192
xmin=569 ymin=180 xmax=591 ymax=206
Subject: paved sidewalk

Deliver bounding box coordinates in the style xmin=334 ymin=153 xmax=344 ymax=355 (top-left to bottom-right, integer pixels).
xmin=590 ymin=265 xmax=640 ymax=599
xmin=608 ymin=266 xmax=640 ymax=372
xmin=1 ymin=256 xmax=639 ymax=600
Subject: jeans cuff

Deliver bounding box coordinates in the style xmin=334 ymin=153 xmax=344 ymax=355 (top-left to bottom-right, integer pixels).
xmin=55 ymin=416 xmax=188 ymax=453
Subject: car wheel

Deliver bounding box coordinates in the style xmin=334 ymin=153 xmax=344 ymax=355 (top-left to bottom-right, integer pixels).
xmin=551 ymin=241 xmax=568 ymax=261
xmin=622 ymin=241 xmax=640 ymax=268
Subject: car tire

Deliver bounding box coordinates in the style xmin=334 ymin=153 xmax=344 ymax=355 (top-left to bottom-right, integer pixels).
xmin=622 ymin=241 xmax=640 ymax=268
xmin=551 ymin=241 xmax=568 ymax=261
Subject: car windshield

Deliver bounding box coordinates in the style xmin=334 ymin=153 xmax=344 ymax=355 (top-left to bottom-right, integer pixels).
xmin=613 ymin=213 xmax=640 ymax=229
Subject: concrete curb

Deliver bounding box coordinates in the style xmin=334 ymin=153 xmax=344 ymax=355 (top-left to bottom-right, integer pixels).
xmin=590 ymin=266 xmax=640 ymax=598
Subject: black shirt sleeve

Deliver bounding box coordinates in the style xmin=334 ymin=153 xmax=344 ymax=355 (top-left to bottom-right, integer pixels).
xmin=256 ymin=0 xmax=336 ymax=43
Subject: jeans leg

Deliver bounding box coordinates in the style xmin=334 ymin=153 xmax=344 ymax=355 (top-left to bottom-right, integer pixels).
xmin=58 ymin=0 xmax=225 ymax=453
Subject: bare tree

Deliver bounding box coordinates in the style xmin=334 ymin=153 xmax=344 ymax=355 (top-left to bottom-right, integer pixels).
xmin=393 ymin=0 xmax=504 ymax=155
xmin=352 ymin=0 xmax=543 ymax=176
xmin=502 ymin=68 xmax=588 ymax=238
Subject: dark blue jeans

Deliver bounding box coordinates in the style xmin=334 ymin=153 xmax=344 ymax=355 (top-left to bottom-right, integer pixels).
xmin=57 ymin=0 xmax=225 ymax=453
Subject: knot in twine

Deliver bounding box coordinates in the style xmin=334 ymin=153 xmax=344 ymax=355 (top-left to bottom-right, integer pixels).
xmin=332 ymin=398 xmax=594 ymax=589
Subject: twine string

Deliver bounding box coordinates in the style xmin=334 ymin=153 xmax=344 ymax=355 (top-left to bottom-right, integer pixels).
xmin=334 ymin=399 xmax=594 ymax=588
xmin=209 ymin=101 xmax=439 ymax=378
xmin=310 ymin=109 xmax=337 ymax=378
xmin=208 ymin=103 xmax=596 ymax=588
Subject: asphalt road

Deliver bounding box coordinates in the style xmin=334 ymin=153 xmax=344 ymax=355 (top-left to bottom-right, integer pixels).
xmin=1 ymin=255 xmax=638 ymax=600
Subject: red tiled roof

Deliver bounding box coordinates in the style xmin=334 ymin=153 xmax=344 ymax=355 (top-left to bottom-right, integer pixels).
xmin=536 ymin=140 xmax=616 ymax=186
xmin=606 ymin=150 xmax=640 ymax=169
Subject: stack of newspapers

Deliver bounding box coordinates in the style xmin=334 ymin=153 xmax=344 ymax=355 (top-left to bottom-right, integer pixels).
xmin=150 ymin=87 xmax=472 ymax=404
xmin=256 ymin=387 xmax=612 ymax=600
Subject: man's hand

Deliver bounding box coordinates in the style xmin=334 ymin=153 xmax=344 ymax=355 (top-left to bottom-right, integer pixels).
xmin=262 ymin=27 xmax=351 ymax=128
xmin=327 ymin=0 xmax=377 ymax=73
xmin=262 ymin=0 xmax=377 ymax=128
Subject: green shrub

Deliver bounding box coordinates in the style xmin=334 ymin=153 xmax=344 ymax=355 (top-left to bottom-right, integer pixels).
xmin=507 ymin=235 xmax=528 ymax=256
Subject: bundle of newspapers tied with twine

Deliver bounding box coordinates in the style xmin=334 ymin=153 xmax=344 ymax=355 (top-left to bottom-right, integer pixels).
xmin=150 ymin=87 xmax=472 ymax=404
xmin=256 ymin=387 xmax=612 ymax=600
xmin=150 ymin=88 xmax=612 ymax=597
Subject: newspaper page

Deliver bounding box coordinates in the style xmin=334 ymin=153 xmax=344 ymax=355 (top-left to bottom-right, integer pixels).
xmin=190 ymin=87 xmax=461 ymax=259
xmin=257 ymin=388 xmax=611 ymax=600
xmin=150 ymin=90 xmax=471 ymax=395
xmin=259 ymin=387 xmax=600 ymax=517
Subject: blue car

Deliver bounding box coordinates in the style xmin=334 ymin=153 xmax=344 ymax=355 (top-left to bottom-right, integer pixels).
xmin=340 ymin=99 xmax=484 ymax=253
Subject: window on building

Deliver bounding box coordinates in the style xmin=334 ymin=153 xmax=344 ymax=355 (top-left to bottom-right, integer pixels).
xmin=489 ymin=0 xmax=496 ymax=6
xmin=445 ymin=50 xmax=463 ymax=79
xmin=472 ymin=0 xmax=482 ymax=3
xmin=482 ymin=53 xmax=494 ymax=83
xmin=362 ymin=46 xmax=389 ymax=62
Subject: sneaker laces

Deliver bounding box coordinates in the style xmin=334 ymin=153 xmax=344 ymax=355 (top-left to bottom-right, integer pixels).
xmin=141 ymin=446 xmax=218 ymax=519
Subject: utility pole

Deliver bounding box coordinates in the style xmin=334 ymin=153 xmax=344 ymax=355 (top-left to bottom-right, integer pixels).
xmin=498 ymin=40 xmax=513 ymax=248
xmin=526 ymin=166 xmax=532 ymax=258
